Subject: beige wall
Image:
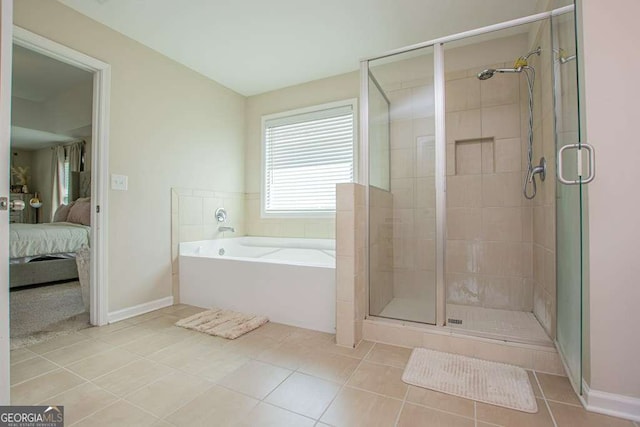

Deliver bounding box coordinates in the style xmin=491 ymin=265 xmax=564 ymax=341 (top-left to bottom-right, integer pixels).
xmin=244 ymin=72 xmax=359 ymax=239
xmin=14 ymin=0 xmax=246 ymax=312
xmin=579 ymin=0 xmax=640 ymax=399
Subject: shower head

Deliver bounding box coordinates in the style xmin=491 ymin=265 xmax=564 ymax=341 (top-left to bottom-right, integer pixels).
xmin=476 ymin=68 xmax=521 ymax=80
xmin=477 ymin=69 xmax=496 ymax=80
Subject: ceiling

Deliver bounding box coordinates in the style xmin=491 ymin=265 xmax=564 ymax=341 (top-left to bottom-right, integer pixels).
xmin=11 ymin=126 xmax=78 ymax=150
xmin=12 ymin=44 xmax=93 ymax=102
xmin=58 ymin=0 xmax=543 ymax=96
xmin=11 ymin=45 xmax=93 ymax=149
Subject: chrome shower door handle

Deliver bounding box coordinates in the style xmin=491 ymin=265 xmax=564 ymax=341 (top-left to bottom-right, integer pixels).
xmin=558 ymin=143 xmax=595 ymax=185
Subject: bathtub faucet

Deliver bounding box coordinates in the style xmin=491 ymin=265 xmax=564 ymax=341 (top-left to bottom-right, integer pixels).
xmin=218 ymin=226 xmax=235 ymax=233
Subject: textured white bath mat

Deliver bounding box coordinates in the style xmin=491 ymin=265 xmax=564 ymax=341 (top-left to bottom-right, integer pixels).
xmin=402 ymin=348 xmax=538 ymax=413
xmin=175 ymin=308 xmax=268 ymax=339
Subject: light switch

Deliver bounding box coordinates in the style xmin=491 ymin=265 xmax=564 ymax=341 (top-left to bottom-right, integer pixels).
xmin=111 ymin=174 xmax=128 ymax=191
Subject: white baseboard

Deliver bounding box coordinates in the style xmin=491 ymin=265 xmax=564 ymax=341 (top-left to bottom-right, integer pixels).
xmin=108 ymin=296 xmax=174 ymax=323
xmin=583 ymin=380 xmax=640 ymax=422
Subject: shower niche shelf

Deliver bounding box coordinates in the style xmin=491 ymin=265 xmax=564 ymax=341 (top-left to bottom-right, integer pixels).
xmin=454 ymin=138 xmax=495 ymax=175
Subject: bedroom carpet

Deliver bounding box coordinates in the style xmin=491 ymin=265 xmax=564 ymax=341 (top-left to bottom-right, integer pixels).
xmin=10 ymin=281 xmax=90 ymax=349
xmin=175 ymin=308 xmax=269 ymax=339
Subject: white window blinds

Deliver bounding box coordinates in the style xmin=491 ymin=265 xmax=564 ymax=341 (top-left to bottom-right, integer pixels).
xmin=264 ymin=103 xmax=355 ymax=215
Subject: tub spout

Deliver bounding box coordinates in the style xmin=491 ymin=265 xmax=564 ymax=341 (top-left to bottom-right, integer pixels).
xmin=218 ymin=226 xmax=235 ymax=233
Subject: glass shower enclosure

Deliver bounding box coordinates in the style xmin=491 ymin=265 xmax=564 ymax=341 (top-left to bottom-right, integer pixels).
xmin=362 ymin=3 xmax=585 ymax=393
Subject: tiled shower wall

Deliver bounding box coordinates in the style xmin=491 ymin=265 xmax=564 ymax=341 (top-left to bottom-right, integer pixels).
xmin=444 ymin=63 xmax=533 ymax=312
xmin=387 ymin=81 xmax=437 ymax=302
xmin=528 ymin=21 xmax=557 ymax=339
xmin=368 ymin=186 xmax=394 ymax=314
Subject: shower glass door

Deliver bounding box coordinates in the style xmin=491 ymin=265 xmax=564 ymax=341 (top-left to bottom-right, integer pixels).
xmin=367 ymin=46 xmax=437 ymax=324
xmin=553 ymin=9 xmax=584 ymax=393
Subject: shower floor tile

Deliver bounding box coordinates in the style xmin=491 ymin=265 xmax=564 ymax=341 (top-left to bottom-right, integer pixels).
xmin=378 ymin=297 xmax=436 ymax=324
xmin=446 ymin=304 xmax=552 ymax=346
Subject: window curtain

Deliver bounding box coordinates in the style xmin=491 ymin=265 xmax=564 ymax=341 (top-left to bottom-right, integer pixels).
xmin=67 ymin=141 xmax=84 ymax=172
xmin=50 ymin=141 xmax=84 ymax=220
xmin=51 ymin=145 xmax=66 ymax=220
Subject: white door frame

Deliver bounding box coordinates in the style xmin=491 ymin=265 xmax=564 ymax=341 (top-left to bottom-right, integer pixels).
xmin=0 ymin=0 xmax=14 ymax=405
xmin=11 ymin=27 xmax=111 ymax=328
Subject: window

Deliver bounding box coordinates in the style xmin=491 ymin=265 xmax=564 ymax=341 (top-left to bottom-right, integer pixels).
xmin=62 ymin=160 xmax=71 ymax=204
xmin=262 ymin=100 xmax=357 ymax=216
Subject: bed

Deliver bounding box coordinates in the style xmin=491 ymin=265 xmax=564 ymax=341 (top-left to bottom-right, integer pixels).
xmin=10 ymin=222 xmax=91 ymax=288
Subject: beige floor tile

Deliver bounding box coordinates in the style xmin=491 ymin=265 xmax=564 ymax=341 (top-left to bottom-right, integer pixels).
xmin=283 ymin=328 xmax=335 ymax=349
xmin=97 ymin=325 xmax=156 ymax=346
xmin=78 ymin=321 xmax=131 ymax=339
xmin=67 ymin=348 xmax=140 ymax=380
xmin=255 ymin=342 xmax=314 ymax=370
xmin=528 ymin=370 xmax=542 ymax=398
xmin=10 ymin=347 xmax=38 ymax=365
xmin=236 ymin=402 xmax=315 ymax=427
xmin=397 ymin=402 xmax=475 ymax=427
xmin=548 ymin=401 xmax=636 ymax=427
xmin=248 ymin=322 xmax=298 ymax=342
xmin=164 ymin=385 xmax=258 ymax=427
xmin=10 ymin=356 xmax=58 ymax=385
xmin=157 ymin=304 xmax=191 ymax=314
xmin=265 ymin=372 xmax=340 ymax=419
xmin=136 ymin=315 xmax=181 ymax=331
xmin=179 ymin=348 xmax=249 ymax=381
xmin=125 ymin=372 xmax=213 ymax=418
xmin=324 ymin=340 xmax=375 ymax=359
xmin=120 ymin=331 xmax=189 ymax=357
xmin=347 ymin=361 xmax=407 ymax=399
xmin=223 ymin=332 xmax=281 ymax=357
xmin=476 ymin=398 xmax=554 ymax=427
xmin=93 ymin=360 xmax=173 ymax=397
xmin=27 ymin=332 xmax=89 ymax=354
xmin=73 ymin=399 xmax=162 ymax=427
xmin=11 ymin=369 xmax=85 ymax=405
xmin=405 ymin=386 xmax=475 ymax=418
xmin=147 ymin=338 xmax=221 ymax=370
xmin=320 ymin=387 xmax=403 ymax=427
xmin=217 ymin=360 xmax=292 ymax=400
xmin=365 ymin=343 xmax=413 ymax=368
xmin=42 ymin=339 xmax=113 ymax=366
xmin=123 ymin=310 xmax=165 ymax=325
xmin=169 ymin=305 xmax=208 ymax=318
xmin=536 ymin=372 xmax=582 ymax=405
xmin=298 ymin=352 xmax=361 ymax=383
xmin=39 ymin=382 xmax=117 ymax=425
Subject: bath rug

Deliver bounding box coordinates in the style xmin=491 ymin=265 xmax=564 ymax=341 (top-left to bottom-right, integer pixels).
xmin=402 ymin=348 xmax=538 ymax=413
xmin=175 ymin=308 xmax=268 ymax=339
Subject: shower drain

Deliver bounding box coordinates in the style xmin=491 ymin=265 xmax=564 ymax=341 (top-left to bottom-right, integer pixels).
xmin=448 ymin=318 xmax=463 ymax=325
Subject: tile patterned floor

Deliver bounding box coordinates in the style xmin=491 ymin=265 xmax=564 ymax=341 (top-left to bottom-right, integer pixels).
xmin=10 ymin=304 xmax=637 ymax=426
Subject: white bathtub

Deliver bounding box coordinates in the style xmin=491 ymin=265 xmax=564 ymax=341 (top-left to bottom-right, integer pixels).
xmin=179 ymin=237 xmax=336 ymax=333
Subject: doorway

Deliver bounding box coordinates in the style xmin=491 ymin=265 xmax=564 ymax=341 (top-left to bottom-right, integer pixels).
xmin=1 ymin=24 xmax=111 ymax=401
xmin=9 ymin=43 xmax=94 ymax=346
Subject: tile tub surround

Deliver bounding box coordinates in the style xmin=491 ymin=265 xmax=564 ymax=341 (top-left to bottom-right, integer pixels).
xmin=170 ymin=187 xmax=245 ymax=302
xmin=335 ymin=183 xmax=367 ymax=348
xmin=9 ymin=305 xmax=636 ymax=426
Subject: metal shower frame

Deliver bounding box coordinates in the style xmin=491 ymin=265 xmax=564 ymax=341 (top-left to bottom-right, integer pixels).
xmin=359 ymin=4 xmax=575 ymax=327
